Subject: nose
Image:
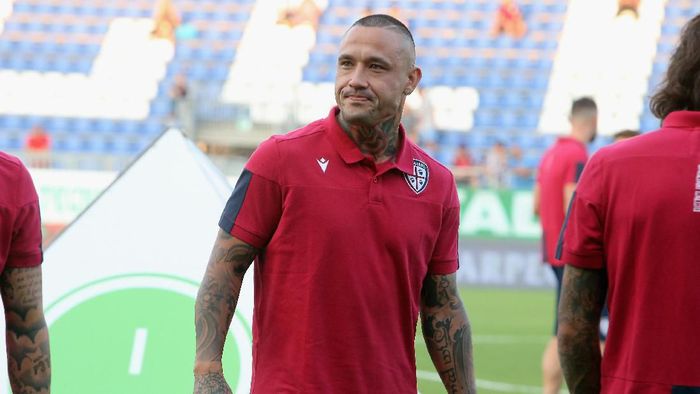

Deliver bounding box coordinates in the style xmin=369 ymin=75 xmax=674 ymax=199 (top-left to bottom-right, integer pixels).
xmin=348 ymin=66 xmax=368 ymax=88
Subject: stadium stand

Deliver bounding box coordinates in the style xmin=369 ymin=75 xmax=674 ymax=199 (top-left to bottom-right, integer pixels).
xmin=0 ymin=0 xmax=253 ymax=169
xmin=0 ymin=0 xmax=694 ymax=177
xmin=300 ymin=0 xmax=566 ymax=173
xmin=640 ymin=0 xmax=699 ymax=132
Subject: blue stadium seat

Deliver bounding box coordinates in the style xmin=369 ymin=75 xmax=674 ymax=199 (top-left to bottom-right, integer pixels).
xmin=143 ymin=119 xmax=164 ymax=135
xmin=0 ymin=133 xmax=22 ymax=150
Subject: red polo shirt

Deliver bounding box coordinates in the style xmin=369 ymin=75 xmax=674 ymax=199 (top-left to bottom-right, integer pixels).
xmin=219 ymin=107 xmax=460 ymax=393
xmin=0 ymin=152 xmax=43 ymax=271
xmin=559 ymin=110 xmax=700 ymax=393
xmin=536 ymin=137 xmax=587 ymax=266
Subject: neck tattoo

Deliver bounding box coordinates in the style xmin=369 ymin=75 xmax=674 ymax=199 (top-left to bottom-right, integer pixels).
xmin=339 ymin=115 xmax=400 ymax=162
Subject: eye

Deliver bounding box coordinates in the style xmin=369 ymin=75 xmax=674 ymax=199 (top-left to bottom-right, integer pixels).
xmin=369 ymin=63 xmax=385 ymax=71
xmin=338 ymin=60 xmax=352 ymax=68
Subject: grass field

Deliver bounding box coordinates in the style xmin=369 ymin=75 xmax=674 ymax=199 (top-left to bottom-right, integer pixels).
xmin=416 ymin=288 xmax=556 ymax=394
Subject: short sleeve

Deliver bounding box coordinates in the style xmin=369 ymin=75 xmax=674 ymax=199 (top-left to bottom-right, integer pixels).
xmin=428 ymin=180 xmax=460 ymax=275
xmin=565 ymin=150 xmax=587 ymax=184
xmin=219 ymin=138 xmax=283 ymax=249
xmin=7 ymin=165 xmax=43 ymax=268
xmin=557 ymin=155 xmax=605 ymax=269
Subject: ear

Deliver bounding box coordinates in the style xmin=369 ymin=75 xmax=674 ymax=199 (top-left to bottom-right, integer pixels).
xmin=404 ymin=66 xmax=422 ymax=95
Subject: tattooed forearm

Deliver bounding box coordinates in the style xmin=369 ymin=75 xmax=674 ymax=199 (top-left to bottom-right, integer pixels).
xmin=558 ymin=265 xmax=606 ymax=394
xmin=0 ymin=266 xmax=51 ymax=394
xmin=420 ymin=274 xmax=475 ymax=394
xmin=193 ymin=372 xmax=232 ymax=394
xmin=194 ymin=230 xmax=257 ymax=381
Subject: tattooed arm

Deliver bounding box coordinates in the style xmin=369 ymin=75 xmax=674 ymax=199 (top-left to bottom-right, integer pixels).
xmin=557 ymin=265 xmax=606 ymax=393
xmin=0 ymin=266 xmax=51 ymax=394
xmin=420 ymin=273 xmax=476 ymax=394
xmin=193 ymin=229 xmax=258 ymax=394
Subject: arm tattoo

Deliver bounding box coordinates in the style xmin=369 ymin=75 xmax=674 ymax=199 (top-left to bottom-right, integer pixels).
xmin=194 ymin=230 xmax=257 ymax=383
xmin=193 ymin=372 xmax=232 ymax=394
xmin=420 ymin=274 xmax=476 ymax=394
xmin=338 ymin=114 xmax=400 ymax=161
xmin=0 ymin=266 xmax=51 ymax=394
xmin=558 ymin=265 xmax=607 ymax=393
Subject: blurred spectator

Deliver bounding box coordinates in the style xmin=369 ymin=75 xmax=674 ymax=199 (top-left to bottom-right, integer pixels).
xmin=169 ymin=73 xmax=195 ymax=138
xmin=174 ymin=15 xmax=198 ymax=41
xmin=170 ymin=73 xmax=189 ymax=111
xmin=617 ymin=0 xmax=640 ymax=18
xmin=507 ymin=145 xmax=534 ymax=189
xmin=453 ymin=144 xmax=473 ymax=168
xmin=484 ymin=141 xmax=509 ymax=188
xmin=491 ymin=0 xmax=527 ymax=39
xmin=421 ymin=140 xmax=440 ymax=158
xmin=401 ymin=103 xmax=419 ymax=142
xmin=452 ymin=144 xmax=479 ymax=186
xmin=612 ymin=129 xmax=640 ymax=142
xmin=278 ymin=0 xmax=325 ymax=30
xmin=361 ymin=2 xmax=408 ymax=27
xmin=152 ymin=0 xmax=180 ymax=42
xmin=24 ymin=124 xmax=51 ymax=168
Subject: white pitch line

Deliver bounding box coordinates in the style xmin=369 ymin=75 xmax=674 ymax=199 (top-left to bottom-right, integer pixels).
xmin=128 ymin=328 xmax=148 ymax=375
xmin=415 ymin=335 xmax=549 ymax=345
xmin=417 ymin=370 xmax=542 ymax=393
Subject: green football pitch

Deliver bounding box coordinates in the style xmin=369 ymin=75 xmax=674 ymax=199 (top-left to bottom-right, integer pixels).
xmin=416 ymin=287 xmax=557 ymax=394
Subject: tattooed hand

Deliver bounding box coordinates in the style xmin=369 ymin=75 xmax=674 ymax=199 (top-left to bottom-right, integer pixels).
xmin=194 ymin=230 xmax=257 ymax=388
xmin=0 ymin=266 xmax=51 ymax=394
xmin=193 ymin=372 xmax=232 ymax=394
xmin=420 ymin=273 xmax=475 ymax=394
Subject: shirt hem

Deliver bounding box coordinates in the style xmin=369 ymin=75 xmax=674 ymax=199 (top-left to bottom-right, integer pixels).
xmin=228 ymin=225 xmax=267 ymax=250
xmin=6 ymin=253 xmax=43 ymax=268
xmin=428 ymin=259 xmax=459 ymax=275
xmin=560 ymin=248 xmax=603 ymax=269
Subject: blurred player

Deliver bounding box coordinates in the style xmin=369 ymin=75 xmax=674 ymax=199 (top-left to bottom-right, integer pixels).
xmin=193 ymin=14 xmax=475 ymax=393
xmin=0 ymin=152 xmax=51 ymax=393
xmin=557 ymin=14 xmax=700 ymax=393
xmin=534 ymin=97 xmax=597 ymax=394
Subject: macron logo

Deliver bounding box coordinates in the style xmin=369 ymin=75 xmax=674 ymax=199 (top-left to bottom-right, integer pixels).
xmin=317 ymin=157 xmax=329 ymax=173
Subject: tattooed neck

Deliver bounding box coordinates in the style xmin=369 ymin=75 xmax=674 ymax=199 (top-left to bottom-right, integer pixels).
xmin=338 ymin=113 xmax=401 ymax=162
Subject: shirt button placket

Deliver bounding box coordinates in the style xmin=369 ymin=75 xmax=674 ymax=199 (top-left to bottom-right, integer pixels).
xmin=369 ymin=175 xmax=382 ymax=203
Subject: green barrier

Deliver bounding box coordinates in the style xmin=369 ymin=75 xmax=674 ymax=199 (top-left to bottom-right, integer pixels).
xmin=457 ymin=188 xmax=540 ymax=240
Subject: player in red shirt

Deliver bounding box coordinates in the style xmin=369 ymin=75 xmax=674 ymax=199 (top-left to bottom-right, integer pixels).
xmin=0 ymin=152 xmax=51 ymax=393
xmin=534 ymin=97 xmax=598 ymax=394
xmin=193 ymin=14 xmax=475 ymax=393
xmin=557 ymin=14 xmax=700 ymax=393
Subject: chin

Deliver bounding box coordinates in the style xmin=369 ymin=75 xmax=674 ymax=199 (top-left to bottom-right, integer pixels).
xmin=340 ymin=106 xmax=374 ymax=124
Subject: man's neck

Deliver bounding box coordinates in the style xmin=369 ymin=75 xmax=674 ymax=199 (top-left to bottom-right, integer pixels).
xmin=337 ymin=113 xmax=401 ymax=163
xmin=569 ymin=129 xmax=589 ymax=145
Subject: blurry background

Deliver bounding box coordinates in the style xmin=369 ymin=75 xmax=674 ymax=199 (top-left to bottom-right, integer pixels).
xmin=0 ymin=0 xmax=693 ymax=392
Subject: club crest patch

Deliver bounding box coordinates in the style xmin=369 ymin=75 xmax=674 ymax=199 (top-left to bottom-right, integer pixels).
xmin=404 ymin=159 xmax=429 ymax=194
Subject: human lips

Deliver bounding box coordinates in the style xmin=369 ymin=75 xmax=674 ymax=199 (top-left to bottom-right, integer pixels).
xmin=342 ymin=90 xmax=372 ymax=102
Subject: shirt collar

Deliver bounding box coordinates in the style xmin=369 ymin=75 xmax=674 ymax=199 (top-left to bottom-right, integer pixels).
xmin=557 ymin=136 xmax=586 ymax=148
xmin=324 ymin=106 xmax=415 ymax=174
xmin=661 ymin=110 xmax=700 ymax=129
